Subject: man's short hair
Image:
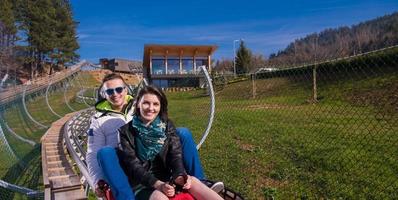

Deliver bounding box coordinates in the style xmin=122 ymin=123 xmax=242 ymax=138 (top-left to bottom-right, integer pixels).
xmin=102 ymin=73 xmax=127 ymax=85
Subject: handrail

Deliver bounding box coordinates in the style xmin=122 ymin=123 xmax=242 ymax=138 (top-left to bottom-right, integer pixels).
xmin=196 ymin=65 xmax=216 ymax=150
xmin=63 ymin=108 xmax=96 ymax=192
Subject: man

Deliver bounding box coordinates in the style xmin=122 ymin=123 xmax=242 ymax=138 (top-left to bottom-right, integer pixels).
xmin=87 ymin=73 xmax=222 ymax=200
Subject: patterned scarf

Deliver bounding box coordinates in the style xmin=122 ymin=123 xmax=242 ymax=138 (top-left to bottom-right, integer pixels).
xmin=132 ymin=115 xmax=167 ymax=161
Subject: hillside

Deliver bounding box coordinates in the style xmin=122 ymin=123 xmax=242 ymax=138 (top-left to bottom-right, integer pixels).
xmin=269 ymin=12 xmax=398 ymax=67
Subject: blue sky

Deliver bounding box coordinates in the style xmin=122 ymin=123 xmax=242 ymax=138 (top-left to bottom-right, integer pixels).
xmin=70 ymin=0 xmax=398 ymax=63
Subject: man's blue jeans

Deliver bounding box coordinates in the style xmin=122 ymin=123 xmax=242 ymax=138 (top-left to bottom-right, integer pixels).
xmin=97 ymin=127 xmax=205 ymax=200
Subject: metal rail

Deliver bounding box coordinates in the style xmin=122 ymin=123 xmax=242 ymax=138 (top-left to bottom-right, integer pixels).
xmin=22 ymin=85 xmax=48 ymax=129
xmin=197 ymin=65 xmax=216 ymax=150
xmin=0 ymin=180 xmax=43 ymax=198
xmin=0 ymin=123 xmax=18 ymax=160
xmin=63 ymin=108 xmax=96 ymax=194
xmin=75 ymin=74 xmax=91 ymax=107
xmin=1 ymin=117 xmax=36 ymax=146
xmin=64 ymin=81 xmax=76 ymax=112
xmin=45 ymin=79 xmax=63 ymax=118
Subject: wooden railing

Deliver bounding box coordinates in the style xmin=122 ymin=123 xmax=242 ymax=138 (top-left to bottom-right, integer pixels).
xmin=0 ymin=64 xmax=82 ymax=106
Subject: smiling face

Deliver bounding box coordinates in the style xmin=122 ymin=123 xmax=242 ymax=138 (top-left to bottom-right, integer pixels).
xmin=103 ymin=78 xmax=127 ymax=111
xmin=137 ymin=93 xmax=161 ymax=125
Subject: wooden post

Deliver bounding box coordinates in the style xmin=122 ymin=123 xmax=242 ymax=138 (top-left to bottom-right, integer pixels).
xmin=252 ymin=73 xmax=256 ymax=99
xmin=313 ymin=65 xmax=318 ymax=102
xmin=207 ymin=54 xmax=211 ymax=73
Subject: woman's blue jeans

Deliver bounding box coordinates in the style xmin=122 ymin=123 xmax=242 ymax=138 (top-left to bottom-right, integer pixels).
xmin=97 ymin=127 xmax=205 ymax=200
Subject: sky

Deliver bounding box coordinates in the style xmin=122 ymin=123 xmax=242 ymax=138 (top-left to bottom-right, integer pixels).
xmin=70 ymin=0 xmax=398 ymax=63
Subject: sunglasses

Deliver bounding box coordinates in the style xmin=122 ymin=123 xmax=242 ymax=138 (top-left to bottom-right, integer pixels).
xmin=104 ymin=86 xmax=125 ymax=96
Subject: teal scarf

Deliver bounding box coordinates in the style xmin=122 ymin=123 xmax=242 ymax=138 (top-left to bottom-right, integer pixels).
xmin=132 ymin=115 xmax=167 ymax=161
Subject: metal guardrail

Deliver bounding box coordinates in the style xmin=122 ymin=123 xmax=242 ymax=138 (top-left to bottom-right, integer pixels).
xmin=197 ymin=65 xmax=216 ymax=150
xmin=63 ymin=108 xmax=96 ymax=194
xmin=0 ymin=180 xmax=43 ymax=198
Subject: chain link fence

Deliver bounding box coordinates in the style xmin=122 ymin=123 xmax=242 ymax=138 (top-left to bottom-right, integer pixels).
xmin=164 ymin=46 xmax=398 ymax=199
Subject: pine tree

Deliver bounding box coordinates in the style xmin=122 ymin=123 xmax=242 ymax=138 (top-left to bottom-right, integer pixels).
xmin=235 ymin=41 xmax=252 ymax=74
xmin=0 ymin=0 xmax=17 ymax=74
xmin=53 ymin=0 xmax=79 ymax=67
xmin=49 ymin=0 xmax=76 ymax=73
xmin=0 ymin=0 xmax=17 ymax=47
xmin=20 ymin=0 xmax=57 ymax=77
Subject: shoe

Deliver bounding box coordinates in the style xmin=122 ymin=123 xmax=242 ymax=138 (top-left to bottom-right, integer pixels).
xmin=210 ymin=181 xmax=224 ymax=194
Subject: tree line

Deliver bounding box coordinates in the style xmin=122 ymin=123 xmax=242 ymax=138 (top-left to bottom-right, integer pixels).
xmin=215 ymin=12 xmax=398 ymax=74
xmin=0 ymin=0 xmax=79 ymax=82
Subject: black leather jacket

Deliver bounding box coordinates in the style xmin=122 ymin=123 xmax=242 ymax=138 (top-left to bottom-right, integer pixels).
xmin=117 ymin=119 xmax=187 ymax=189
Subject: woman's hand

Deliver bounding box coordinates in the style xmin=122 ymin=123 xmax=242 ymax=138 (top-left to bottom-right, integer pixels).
xmin=174 ymin=175 xmax=191 ymax=190
xmin=182 ymin=175 xmax=192 ymax=190
xmin=154 ymin=180 xmax=175 ymax=197
xmin=95 ymin=180 xmax=108 ymax=197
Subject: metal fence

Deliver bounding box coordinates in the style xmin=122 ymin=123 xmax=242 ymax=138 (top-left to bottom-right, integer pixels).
xmin=189 ymin=46 xmax=397 ymax=199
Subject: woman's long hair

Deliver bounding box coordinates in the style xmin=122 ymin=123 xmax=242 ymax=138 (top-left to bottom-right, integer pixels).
xmin=134 ymin=85 xmax=168 ymax=122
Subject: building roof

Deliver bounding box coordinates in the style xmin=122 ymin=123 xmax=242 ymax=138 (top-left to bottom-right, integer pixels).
xmin=143 ymin=44 xmax=218 ymax=67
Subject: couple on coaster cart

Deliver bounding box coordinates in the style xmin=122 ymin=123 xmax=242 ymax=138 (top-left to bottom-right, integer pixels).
xmin=87 ymin=73 xmax=225 ymax=200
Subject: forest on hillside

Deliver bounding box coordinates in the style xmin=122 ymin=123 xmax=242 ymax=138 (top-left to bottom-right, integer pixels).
xmin=268 ymin=12 xmax=398 ymax=67
xmin=215 ymin=12 xmax=398 ymax=73
xmin=0 ymin=0 xmax=78 ymax=84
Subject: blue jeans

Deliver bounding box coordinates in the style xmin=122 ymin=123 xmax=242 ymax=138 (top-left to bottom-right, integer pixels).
xmin=97 ymin=127 xmax=205 ymax=200
xmin=177 ymin=127 xmax=205 ymax=180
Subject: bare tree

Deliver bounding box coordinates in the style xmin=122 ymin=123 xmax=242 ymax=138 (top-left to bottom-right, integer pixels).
xmin=214 ymin=58 xmax=233 ymax=74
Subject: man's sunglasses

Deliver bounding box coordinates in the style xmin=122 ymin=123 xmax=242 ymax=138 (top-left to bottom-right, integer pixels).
xmin=104 ymin=86 xmax=125 ymax=96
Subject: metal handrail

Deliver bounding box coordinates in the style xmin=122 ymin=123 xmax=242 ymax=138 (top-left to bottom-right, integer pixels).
xmin=63 ymin=108 xmax=96 ymax=192
xmin=196 ymin=65 xmax=216 ymax=150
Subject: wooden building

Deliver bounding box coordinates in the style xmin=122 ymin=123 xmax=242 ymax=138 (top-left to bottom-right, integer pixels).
xmin=100 ymin=58 xmax=143 ymax=74
xmin=143 ymin=44 xmax=217 ymax=88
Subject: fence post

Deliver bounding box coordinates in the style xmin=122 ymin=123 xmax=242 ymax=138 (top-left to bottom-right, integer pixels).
xmin=252 ymin=73 xmax=256 ymax=99
xmin=312 ymin=65 xmax=318 ymax=102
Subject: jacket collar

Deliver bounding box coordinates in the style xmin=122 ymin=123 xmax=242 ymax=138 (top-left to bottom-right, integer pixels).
xmin=95 ymin=95 xmax=134 ymax=115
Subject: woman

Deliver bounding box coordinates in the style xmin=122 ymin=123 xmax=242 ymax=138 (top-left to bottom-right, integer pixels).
xmin=117 ymin=85 xmax=223 ymax=200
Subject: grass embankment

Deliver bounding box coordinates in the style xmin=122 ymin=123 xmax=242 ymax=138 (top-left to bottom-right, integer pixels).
xmin=167 ymin=71 xmax=398 ymax=199
xmin=0 ymin=72 xmax=99 ymax=199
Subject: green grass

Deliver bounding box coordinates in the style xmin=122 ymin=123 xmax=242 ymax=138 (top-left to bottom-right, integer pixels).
xmin=167 ymin=71 xmax=398 ymax=199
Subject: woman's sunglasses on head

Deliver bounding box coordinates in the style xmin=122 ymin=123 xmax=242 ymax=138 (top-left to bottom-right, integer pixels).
xmin=104 ymin=86 xmax=125 ymax=96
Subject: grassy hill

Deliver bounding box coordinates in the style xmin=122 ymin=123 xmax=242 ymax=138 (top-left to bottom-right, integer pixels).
xmin=167 ymin=67 xmax=398 ymax=199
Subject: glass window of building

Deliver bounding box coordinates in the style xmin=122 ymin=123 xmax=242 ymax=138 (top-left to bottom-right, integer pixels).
xmin=182 ymin=57 xmax=194 ymax=74
xmin=168 ymin=57 xmax=180 ymax=74
xmin=152 ymin=79 xmax=168 ymax=88
xmin=152 ymin=58 xmax=165 ymax=74
xmin=195 ymin=57 xmax=207 ymax=68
